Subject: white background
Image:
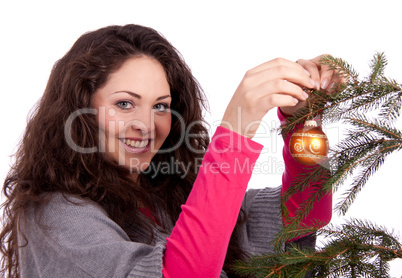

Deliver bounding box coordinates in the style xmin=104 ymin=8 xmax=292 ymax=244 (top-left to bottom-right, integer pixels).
xmin=1 ymin=0 xmax=401 ymax=276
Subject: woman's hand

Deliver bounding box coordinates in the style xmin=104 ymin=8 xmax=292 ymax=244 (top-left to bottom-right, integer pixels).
xmin=220 ymin=58 xmax=316 ymax=138
xmin=280 ymin=54 xmax=342 ymax=116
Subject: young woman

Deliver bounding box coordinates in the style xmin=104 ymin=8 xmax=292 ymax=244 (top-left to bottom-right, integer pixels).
xmin=0 ymin=24 xmax=335 ymax=277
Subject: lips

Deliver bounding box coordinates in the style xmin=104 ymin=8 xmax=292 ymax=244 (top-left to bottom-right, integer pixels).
xmin=119 ymin=138 xmax=152 ymax=153
xmin=121 ymin=138 xmax=149 ymax=148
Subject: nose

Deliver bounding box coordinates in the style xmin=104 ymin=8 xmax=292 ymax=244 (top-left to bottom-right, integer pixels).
xmin=129 ymin=109 xmax=155 ymax=136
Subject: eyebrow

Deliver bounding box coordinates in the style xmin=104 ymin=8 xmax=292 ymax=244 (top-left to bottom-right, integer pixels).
xmin=114 ymin=91 xmax=171 ymax=101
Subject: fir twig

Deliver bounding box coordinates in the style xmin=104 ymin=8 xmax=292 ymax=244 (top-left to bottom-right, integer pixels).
xmin=320 ymin=55 xmax=359 ymax=85
xmin=369 ymin=52 xmax=387 ymax=83
xmin=280 ymin=52 xmax=402 ymax=218
xmin=234 ymin=220 xmax=402 ymax=278
xmin=238 ymin=53 xmax=402 ymax=277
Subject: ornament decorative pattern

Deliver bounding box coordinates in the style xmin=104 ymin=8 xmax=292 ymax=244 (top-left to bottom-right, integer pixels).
xmin=289 ymin=123 xmax=329 ymax=166
xmin=293 ymin=139 xmax=304 ymax=152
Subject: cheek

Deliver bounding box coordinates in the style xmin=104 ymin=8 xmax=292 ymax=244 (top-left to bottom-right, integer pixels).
xmin=98 ymin=108 xmax=127 ymax=136
xmin=155 ymin=115 xmax=172 ymax=145
xmin=161 ymin=115 xmax=172 ymax=139
xmin=97 ymin=107 xmax=112 ymax=132
xmin=97 ymin=111 xmax=126 ymax=150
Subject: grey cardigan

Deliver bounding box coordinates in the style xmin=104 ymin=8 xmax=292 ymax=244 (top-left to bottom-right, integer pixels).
xmin=18 ymin=186 xmax=283 ymax=278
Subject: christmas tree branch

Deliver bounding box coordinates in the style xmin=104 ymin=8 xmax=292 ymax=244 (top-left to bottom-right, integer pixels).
xmin=238 ymin=53 xmax=402 ymax=277
xmin=336 ymin=154 xmax=384 ymax=215
xmin=281 ymin=164 xmax=330 ymax=204
xmin=335 ymin=142 xmax=402 ymax=215
xmin=369 ymin=52 xmax=387 ymax=83
xmin=345 ymin=117 xmax=402 ymax=140
xmin=279 ymin=52 xmax=402 ymax=218
xmin=234 ymin=220 xmax=402 ymax=278
xmin=320 ymin=55 xmax=359 ymax=85
xmin=384 ymin=93 xmax=402 ymax=119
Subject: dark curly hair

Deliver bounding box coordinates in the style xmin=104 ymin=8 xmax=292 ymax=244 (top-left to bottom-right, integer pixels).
xmin=0 ymin=24 xmax=246 ymax=277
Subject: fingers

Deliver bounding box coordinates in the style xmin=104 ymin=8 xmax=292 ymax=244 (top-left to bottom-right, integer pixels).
xmin=263 ymin=93 xmax=300 ymax=110
xmin=240 ymin=58 xmax=318 ymax=113
xmin=245 ymin=58 xmax=317 ymax=91
xmin=297 ymin=59 xmax=321 ymax=90
xmin=297 ymin=55 xmax=337 ymax=91
xmin=280 ymin=99 xmax=306 ymax=116
xmin=247 ymin=57 xmax=297 ymax=74
xmin=317 ymin=61 xmax=334 ymax=90
xmin=221 ymin=57 xmax=318 ymax=138
xmin=256 ymin=79 xmax=309 ymax=102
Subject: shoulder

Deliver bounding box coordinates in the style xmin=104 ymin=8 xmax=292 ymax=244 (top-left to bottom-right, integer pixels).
xmin=22 ymin=192 xmax=130 ymax=241
xmin=18 ymin=194 xmax=165 ymax=277
xmin=35 ymin=192 xmax=108 ymax=224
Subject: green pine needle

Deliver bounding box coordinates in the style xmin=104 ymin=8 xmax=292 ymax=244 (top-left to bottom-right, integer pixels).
xmin=279 ymin=52 xmax=402 ymax=218
xmin=233 ymin=219 xmax=402 ymax=278
xmin=239 ymin=53 xmax=402 ymax=277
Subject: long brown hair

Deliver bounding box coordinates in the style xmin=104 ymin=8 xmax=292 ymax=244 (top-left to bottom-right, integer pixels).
xmin=0 ymin=24 xmax=246 ymax=277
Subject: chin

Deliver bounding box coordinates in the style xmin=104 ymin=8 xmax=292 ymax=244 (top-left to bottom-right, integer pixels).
xmin=124 ymin=158 xmax=150 ymax=173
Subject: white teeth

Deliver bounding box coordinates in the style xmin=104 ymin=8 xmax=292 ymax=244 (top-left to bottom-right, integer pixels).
xmin=121 ymin=139 xmax=149 ymax=148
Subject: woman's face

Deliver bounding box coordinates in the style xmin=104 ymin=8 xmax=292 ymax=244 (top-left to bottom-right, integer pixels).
xmin=92 ymin=56 xmax=172 ymax=176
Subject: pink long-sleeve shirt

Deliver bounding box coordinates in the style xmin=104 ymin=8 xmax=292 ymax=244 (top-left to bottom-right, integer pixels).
xmin=163 ymin=110 xmax=332 ymax=277
xmin=278 ymin=109 xmax=332 ymax=230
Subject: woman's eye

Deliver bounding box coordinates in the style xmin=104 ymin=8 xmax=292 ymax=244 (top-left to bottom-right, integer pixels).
xmin=116 ymin=101 xmax=133 ymax=110
xmin=154 ymin=103 xmax=170 ymax=113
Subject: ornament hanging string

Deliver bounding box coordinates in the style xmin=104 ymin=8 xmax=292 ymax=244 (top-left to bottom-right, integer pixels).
xmin=289 ymin=89 xmax=329 ymax=166
xmin=305 ymin=88 xmax=313 ymax=121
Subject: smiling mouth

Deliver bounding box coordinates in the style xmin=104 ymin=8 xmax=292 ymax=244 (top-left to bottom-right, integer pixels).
xmin=120 ymin=138 xmax=150 ymax=148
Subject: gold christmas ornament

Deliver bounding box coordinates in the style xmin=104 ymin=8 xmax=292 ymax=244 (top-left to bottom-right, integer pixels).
xmin=289 ymin=120 xmax=329 ymax=166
